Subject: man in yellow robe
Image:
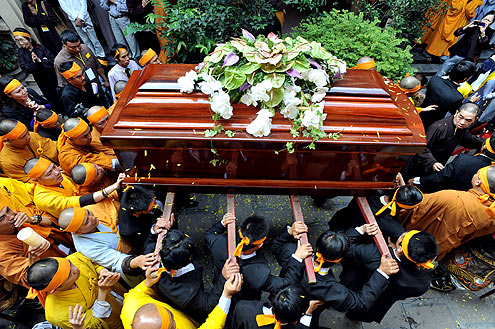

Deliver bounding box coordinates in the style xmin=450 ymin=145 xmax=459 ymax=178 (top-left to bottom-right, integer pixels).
xmin=400 ymin=166 xmax=495 ymax=260
xmin=57 ymin=117 xmax=117 ymax=174
xmin=25 ymin=157 xmax=124 ymax=218
xmin=0 ymin=120 xmax=58 ymax=182
xmin=423 ymin=0 xmax=483 ymax=57
xmin=86 ymin=106 xmax=116 ymax=157
xmin=121 ymin=267 xmax=242 ymax=329
xmin=26 ymin=252 xmax=124 ymax=329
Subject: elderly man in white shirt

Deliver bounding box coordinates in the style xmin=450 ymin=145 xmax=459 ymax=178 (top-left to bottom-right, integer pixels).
xmin=108 ymin=44 xmax=141 ymax=99
xmin=58 ymin=0 xmax=105 ymax=58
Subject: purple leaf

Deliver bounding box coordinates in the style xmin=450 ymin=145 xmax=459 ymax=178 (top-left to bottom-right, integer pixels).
xmin=239 ymin=82 xmax=251 ymax=92
xmin=242 ymin=29 xmax=255 ymax=42
xmin=308 ymin=58 xmax=322 ymax=70
xmin=195 ymin=62 xmax=206 ymax=71
xmin=223 ymin=53 xmax=240 ymax=67
xmin=333 ymin=68 xmax=341 ymax=80
xmin=286 ymin=68 xmax=303 ymax=78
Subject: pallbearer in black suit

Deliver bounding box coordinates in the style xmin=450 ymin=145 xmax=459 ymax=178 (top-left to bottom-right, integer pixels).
xmin=147 ymin=229 xmax=239 ymax=323
xmin=230 ymin=285 xmax=318 ymax=329
xmin=205 ymin=213 xmax=312 ymax=300
xmin=340 ymin=224 xmax=438 ymax=323
xmin=272 ymin=222 xmax=399 ymax=328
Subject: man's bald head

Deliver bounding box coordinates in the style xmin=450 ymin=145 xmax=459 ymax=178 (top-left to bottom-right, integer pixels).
xmin=63 ymin=118 xmax=83 ymax=131
xmin=399 ymin=76 xmax=421 ymax=90
xmin=132 ymin=304 xmax=174 ymax=329
xmin=58 ymin=207 xmax=77 ymax=230
xmin=23 ymin=158 xmax=40 ymax=174
xmin=357 ymin=56 xmax=374 ymax=65
xmin=71 ymin=164 xmax=88 ymax=185
xmin=114 ymin=80 xmax=127 ymax=96
xmin=0 ymin=119 xmax=21 ymax=136
xmin=458 ymin=102 xmax=481 ymax=117
xmin=487 ymin=166 xmax=495 ymax=192
xmin=86 ymin=106 xmax=102 ymax=118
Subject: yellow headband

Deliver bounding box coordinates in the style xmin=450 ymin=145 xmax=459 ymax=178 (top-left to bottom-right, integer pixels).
xmin=61 ymin=62 xmax=81 ymax=79
xmin=139 ymin=48 xmax=157 ymax=66
xmin=87 ymin=106 xmax=108 ymax=124
xmin=233 ymin=231 xmax=266 ymax=257
xmin=63 ymin=119 xmax=88 ymax=138
xmin=64 ymin=207 xmax=86 ymax=232
xmin=256 ymin=314 xmax=281 ymax=329
xmin=156 ymin=305 xmax=171 ymax=329
xmin=397 ymin=83 xmax=421 ymax=94
xmin=314 ymin=252 xmax=341 ymax=273
xmin=375 ymin=187 xmax=424 ymax=217
xmin=26 ymin=257 xmax=71 ymax=307
xmin=401 ymin=230 xmax=435 ymax=269
xmin=349 ymin=59 xmax=376 ymax=70
xmin=476 ymin=166 xmax=495 ymax=217
xmin=0 ymin=121 xmax=27 ymax=151
xmin=34 ymin=112 xmax=58 ymax=132
xmin=4 ymin=79 xmax=21 ymax=94
xmin=486 ymin=137 xmax=495 ymax=154
xmin=80 ymin=163 xmax=96 ymax=186
xmin=13 ymin=31 xmax=31 ymax=39
xmin=27 ymin=157 xmax=52 ymax=179
xmin=114 ymin=47 xmax=127 ymax=58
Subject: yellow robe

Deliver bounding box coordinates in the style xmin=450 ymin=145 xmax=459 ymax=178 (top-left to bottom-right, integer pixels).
xmin=33 ymin=174 xmax=81 ymax=219
xmin=45 ymin=252 xmax=123 ymax=329
xmin=84 ymin=191 xmax=120 ymax=229
xmin=121 ymin=281 xmax=227 ymax=329
xmin=0 ymin=132 xmax=58 ymax=183
xmin=424 ymin=0 xmax=483 ymax=57
xmin=58 ymin=138 xmax=114 ymax=174
xmin=90 ymin=129 xmax=116 ymax=158
xmin=401 ymin=189 xmax=495 ymax=260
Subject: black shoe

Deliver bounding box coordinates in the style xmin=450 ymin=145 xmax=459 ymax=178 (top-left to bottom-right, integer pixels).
xmin=430 ymin=276 xmax=455 ymax=292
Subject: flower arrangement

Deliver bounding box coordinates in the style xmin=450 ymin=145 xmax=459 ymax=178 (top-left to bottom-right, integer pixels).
xmin=178 ymin=30 xmax=346 ymax=152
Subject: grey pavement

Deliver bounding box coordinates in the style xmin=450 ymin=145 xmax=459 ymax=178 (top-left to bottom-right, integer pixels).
xmin=176 ymin=193 xmax=495 ymax=329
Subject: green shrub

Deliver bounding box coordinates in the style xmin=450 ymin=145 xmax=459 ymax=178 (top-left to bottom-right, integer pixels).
xmin=296 ymin=9 xmax=413 ymax=80
xmin=0 ymin=35 xmax=18 ymax=74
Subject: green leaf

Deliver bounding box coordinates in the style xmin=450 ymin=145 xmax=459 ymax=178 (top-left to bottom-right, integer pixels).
xmin=260 ymin=63 xmax=278 ymax=73
xmin=238 ymin=62 xmax=260 ymax=74
xmin=223 ymin=68 xmax=246 ymax=90
xmin=267 ymin=73 xmax=285 ymax=89
xmin=263 ymin=87 xmax=284 ymax=108
xmin=210 ymin=159 xmax=219 ymax=166
xmin=225 ymin=130 xmax=236 ymax=137
xmin=292 ymin=55 xmax=310 ymax=73
xmin=286 ymin=142 xmax=295 ymax=154
xmin=310 ymin=41 xmax=332 ymax=60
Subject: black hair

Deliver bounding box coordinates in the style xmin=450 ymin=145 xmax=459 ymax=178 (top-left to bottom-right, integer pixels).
xmin=59 ymin=61 xmax=75 ymax=73
xmin=35 ymin=108 xmax=55 ymax=122
xmin=238 ymin=215 xmax=269 ymax=249
xmin=415 ymin=73 xmax=428 ymax=87
xmin=120 ymin=185 xmax=155 ymax=215
xmin=13 ymin=27 xmax=37 ymax=45
xmin=395 ymin=185 xmax=423 ymax=206
xmin=484 ymin=11 xmax=495 ymax=18
xmin=27 ymin=258 xmax=59 ymax=290
xmin=316 ymin=230 xmax=349 ymax=265
xmin=0 ymin=76 xmax=25 ymax=110
xmin=405 ymin=231 xmax=438 ymax=264
xmin=458 ymin=102 xmax=481 ymax=117
xmin=159 ymin=229 xmax=195 ymax=270
xmin=449 ymin=60 xmax=475 ymax=82
xmin=60 ymin=30 xmax=80 ymax=44
xmin=485 ymin=132 xmax=495 ymax=159
xmin=111 ymin=44 xmax=128 ymax=59
xmin=271 ymin=286 xmax=309 ymax=323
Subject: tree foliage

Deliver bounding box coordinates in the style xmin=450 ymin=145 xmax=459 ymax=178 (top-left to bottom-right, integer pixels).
xmin=0 ymin=35 xmax=18 ymax=73
xmin=296 ymin=9 xmax=413 ymax=80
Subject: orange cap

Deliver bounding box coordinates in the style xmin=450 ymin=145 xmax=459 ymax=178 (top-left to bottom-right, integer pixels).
xmin=34 ymin=111 xmax=58 ymax=132
xmin=3 ymin=79 xmax=21 ymax=94
xmin=139 ymin=48 xmax=157 ymax=66
xmin=349 ymin=59 xmax=376 ymax=70
xmin=61 ymin=62 xmax=82 ymax=79
xmin=13 ymin=31 xmax=31 ymax=39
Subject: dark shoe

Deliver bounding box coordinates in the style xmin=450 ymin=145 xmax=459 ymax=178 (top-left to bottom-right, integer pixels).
xmin=430 ymin=276 xmax=455 ymax=292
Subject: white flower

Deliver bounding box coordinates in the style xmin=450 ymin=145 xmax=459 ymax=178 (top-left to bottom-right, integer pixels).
xmin=185 ymin=70 xmax=198 ymax=81
xmin=246 ymin=109 xmax=273 ymax=137
xmin=311 ymin=87 xmax=328 ymax=103
xmin=281 ymin=100 xmax=300 ymax=120
xmin=210 ymin=90 xmax=233 ymax=119
xmin=240 ymin=93 xmax=257 ymax=107
xmin=178 ymin=76 xmax=195 ymax=93
xmin=199 ymin=79 xmax=222 ymax=95
xmin=307 ymin=69 xmax=329 ymax=87
xmin=250 ymin=80 xmax=273 ymax=103
xmin=302 ymin=103 xmax=327 ymax=129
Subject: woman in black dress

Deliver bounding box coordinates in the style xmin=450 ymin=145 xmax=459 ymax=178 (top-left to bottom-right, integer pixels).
xmin=13 ymin=28 xmax=59 ymax=107
xmin=0 ymin=76 xmax=52 ymax=131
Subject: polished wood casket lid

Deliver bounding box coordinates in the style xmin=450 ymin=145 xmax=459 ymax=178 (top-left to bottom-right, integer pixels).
xmin=101 ymin=64 xmax=426 ymax=195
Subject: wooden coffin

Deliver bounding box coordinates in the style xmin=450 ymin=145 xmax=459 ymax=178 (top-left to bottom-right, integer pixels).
xmin=101 ymin=64 xmax=426 ymax=195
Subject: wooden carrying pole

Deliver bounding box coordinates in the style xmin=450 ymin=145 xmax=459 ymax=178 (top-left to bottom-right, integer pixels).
xmin=226 ymin=194 xmax=237 ymax=263
xmin=290 ymin=195 xmax=317 ymax=284
xmin=154 ymin=192 xmax=175 ymax=254
xmin=356 ymin=197 xmax=391 ymax=258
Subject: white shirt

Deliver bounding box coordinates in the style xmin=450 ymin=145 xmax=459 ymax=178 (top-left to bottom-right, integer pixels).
xmin=58 ymin=0 xmax=90 ymax=23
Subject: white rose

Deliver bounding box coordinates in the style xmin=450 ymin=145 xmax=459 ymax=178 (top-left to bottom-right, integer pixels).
xmin=210 ymin=90 xmax=233 ymax=119
xmin=178 ymin=76 xmax=195 ymax=94
xmin=311 ymin=87 xmax=328 ymax=103
xmin=307 ymin=69 xmax=329 ymax=87
xmin=185 ymin=70 xmax=198 ymax=81
xmin=199 ymin=79 xmax=222 ymax=95
xmin=246 ymin=109 xmax=273 ymax=137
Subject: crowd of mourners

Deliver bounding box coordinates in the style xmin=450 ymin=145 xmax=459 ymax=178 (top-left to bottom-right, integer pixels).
xmin=3 ymin=1 xmax=495 ymax=329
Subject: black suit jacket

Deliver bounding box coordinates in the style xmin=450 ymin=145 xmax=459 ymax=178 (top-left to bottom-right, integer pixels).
xmin=230 ymin=300 xmax=309 ymax=329
xmin=329 ymin=196 xmax=405 ymax=242
xmin=420 ymin=76 xmax=464 ymax=130
xmin=154 ymin=261 xmax=224 ymax=323
xmin=271 ymin=229 xmax=389 ymax=314
xmin=205 ymin=220 xmax=304 ymax=300
xmin=340 ymin=228 xmax=431 ymax=323
xmin=419 ymin=153 xmax=493 ymax=192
